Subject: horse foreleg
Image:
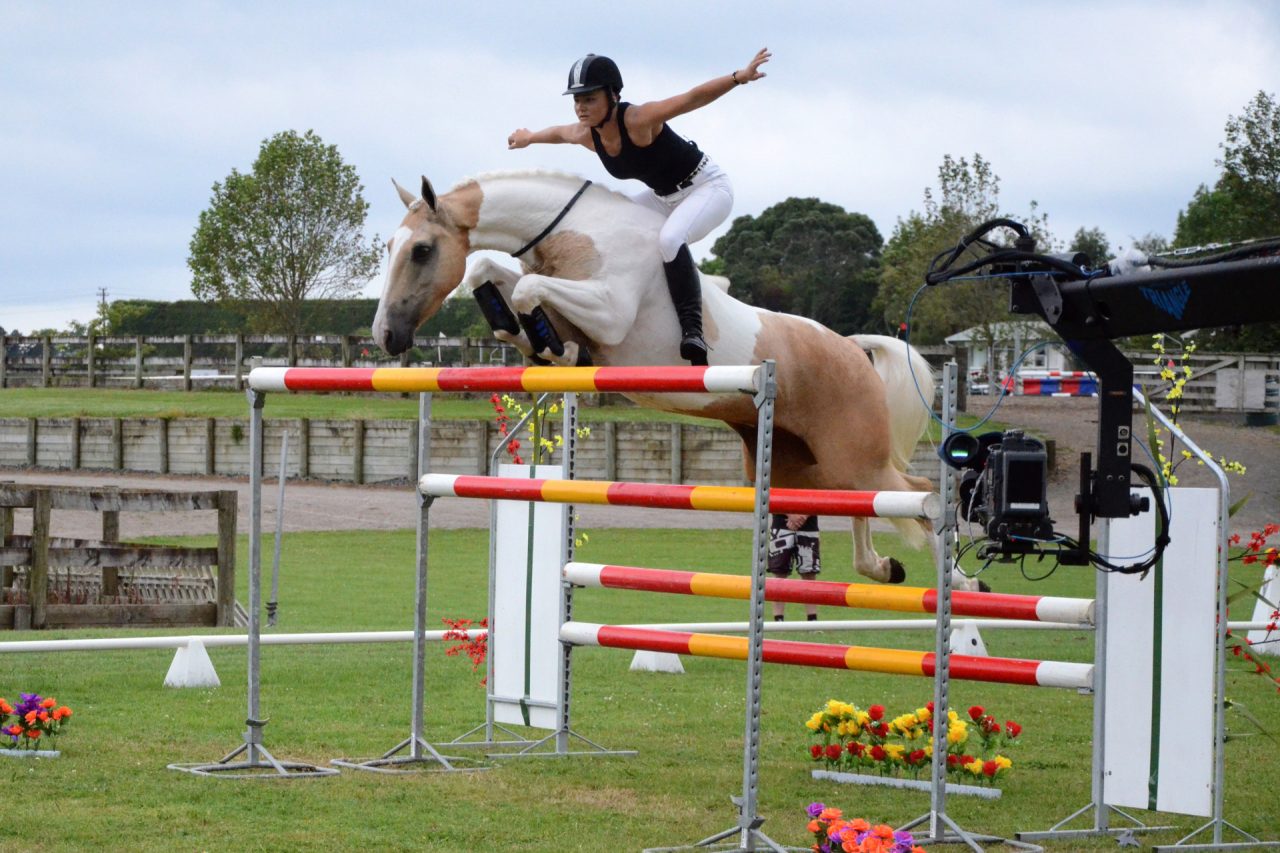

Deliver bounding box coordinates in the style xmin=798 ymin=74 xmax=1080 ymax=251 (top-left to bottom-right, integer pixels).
xmin=852 ymin=519 xmax=906 ymax=584
xmin=511 ymin=273 xmax=640 ymax=353
xmin=462 ymin=258 xmax=537 ymax=356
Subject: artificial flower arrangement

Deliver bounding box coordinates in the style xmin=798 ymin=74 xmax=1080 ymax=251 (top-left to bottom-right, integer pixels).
xmin=805 ymin=699 xmax=1019 ymax=787
xmin=805 ymin=803 xmax=927 ymax=853
xmin=442 ymin=617 xmax=489 ymax=686
xmin=1 ymin=693 xmax=73 ymax=751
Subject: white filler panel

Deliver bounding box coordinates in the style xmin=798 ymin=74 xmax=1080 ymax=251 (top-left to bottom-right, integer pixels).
xmin=1103 ymin=487 xmax=1217 ymax=817
xmin=491 ymin=464 xmax=566 ymax=730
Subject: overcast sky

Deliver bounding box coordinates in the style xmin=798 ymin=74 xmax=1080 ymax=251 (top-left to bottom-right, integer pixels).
xmin=3 ymin=1 xmax=1277 ymax=334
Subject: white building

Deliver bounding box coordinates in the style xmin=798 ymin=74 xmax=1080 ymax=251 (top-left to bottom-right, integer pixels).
xmin=944 ymin=320 xmax=1079 ymax=382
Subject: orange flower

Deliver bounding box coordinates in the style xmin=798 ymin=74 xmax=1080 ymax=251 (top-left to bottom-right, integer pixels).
xmin=28 ymin=729 xmax=41 ymax=739
xmin=37 ymin=711 xmax=49 ymax=723
xmin=40 ymin=697 xmax=56 ymax=709
xmin=870 ymin=824 xmax=895 ymax=839
xmin=847 ymin=818 xmax=870 ymax=833
xmin=24 ymin=711 xmax=37 ymax=724
xmin=807 ymin=820 xmax=821 ymax=833
xmin=5 ymin=724 xmax=20 ymax=736
xmin=0 ymin=698 xmax=12 ymax=714
xmin=60 ymin=707 xmax=72 ymax=718
xmin=819 ymin=808 xmax=843 ymax=822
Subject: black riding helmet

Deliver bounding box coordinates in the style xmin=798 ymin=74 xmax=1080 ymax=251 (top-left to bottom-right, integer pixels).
xmin=564 ymin=54 xmax=623 ymax=96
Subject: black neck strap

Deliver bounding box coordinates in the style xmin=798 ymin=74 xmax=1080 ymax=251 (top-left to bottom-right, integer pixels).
xmin=511 ymin=180 xmax=593 ymax=259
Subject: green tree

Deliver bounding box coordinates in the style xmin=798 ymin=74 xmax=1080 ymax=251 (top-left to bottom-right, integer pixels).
xmin=1173 ymin=90 xmax=1280 ymax=349
xmin=706 ymin=197 xmax=883 ymax=334
xmin=1068 ymin=226 xmax=1111 ymax=267
xmin=188 ymin=129 xmax=381 ymax=337
xmin=875 ymin=153 xmax=1054 ymax=371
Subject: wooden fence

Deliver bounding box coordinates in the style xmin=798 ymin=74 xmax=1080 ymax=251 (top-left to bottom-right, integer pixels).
xmin=0 ymin=333 xmax=522 ymax=389
xmin=0 ymin=484 xmax=236 ymax=630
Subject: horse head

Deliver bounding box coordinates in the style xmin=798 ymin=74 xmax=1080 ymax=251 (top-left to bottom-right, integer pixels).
xmin=372 ymin=176 xmax=478 ymax=355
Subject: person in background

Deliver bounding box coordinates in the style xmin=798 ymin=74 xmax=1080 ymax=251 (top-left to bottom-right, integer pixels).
xmin=508 ymin=48 xmax=772 ymax=365
xmin=767 ymin=513 xmax=820 ymax=622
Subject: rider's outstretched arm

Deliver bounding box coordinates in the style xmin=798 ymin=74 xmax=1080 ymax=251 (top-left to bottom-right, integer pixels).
xmin=508 ymin=124 xmax=579 ymax=149
xmin=626 ymin=48 xmax=770 ymax=130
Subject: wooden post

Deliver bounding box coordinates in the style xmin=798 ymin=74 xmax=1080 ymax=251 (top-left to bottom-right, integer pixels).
xmin=111 ymin=417 xmax=124 ymax=470
xmin=234 ymin=333 xmax=245 ymax=388
xmin=955 ymin=349 xmax=969 ymax=413
xmin=101 ymin=507 xmax=120 ymax=598
xmin=182 ymin=335 xmax=193 ymax=391
xmin=134 ymin=335 xmax=144 ymax=388
xmin=158 ymin=419 xmax=170 ymax=474
xmin=0 ymin=332 xmax=7 ymax=388
xmin=341 ymin=335 xmax=353 ymax=367
xmin=41 ymin=335 xmax=52 ymax=387
xmin=86 ymin=333 xmax=96 ymax=388
xmin=205 ymin=417 xmax=216 ymax=475
xmin=297 ymin=418 xmax=310 ymax=479
xmin=670 ymin=423 xmax=683 ymax=485
xmin=0 ymin=493 xmax=13 ymax=597
xmin=604 ymin=421 xmax=617 ymax=482
xmin=70 ymin=416 xmax=81 ymax=470
xmin=477 ymin=420 xmax=491 ymax=474
xmin=30 ymin=488 xmax=50 ymax=629
xmin=26 ymin=418 xmax=37 ymax=467
xmin=215 ymin=489 xmax=237 ymax=628
xmin=288 ymin=334 xmax=298 ymax=367
xmin=352 ymin=420 xmax=365 ymax=484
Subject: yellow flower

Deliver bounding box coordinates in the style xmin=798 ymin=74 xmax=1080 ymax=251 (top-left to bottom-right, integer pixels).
xmin=806 ymin=713 xmax=823 ymax=731
xmin=964 ymin=758 xmax=983 ymax=776
xmin=994 ymin=755 xmax=1013 ymax=770
xmin=883 ymin=744 xmax=905 ymax=761
xmin=947 ymin=722 xmax=968 ymax=745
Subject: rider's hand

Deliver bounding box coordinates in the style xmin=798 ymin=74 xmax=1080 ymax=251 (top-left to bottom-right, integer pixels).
xmin=737 ymin=48 xmax=771 ymax=83
xmin=785 ymin=514 xmax=809 ymax=531
xmin=507 ymin=129 xmax=532 ymax=149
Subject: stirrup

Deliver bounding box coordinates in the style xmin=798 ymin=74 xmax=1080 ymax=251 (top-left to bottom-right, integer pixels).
xmin=680 ymin=333 xmax=708 ymax=366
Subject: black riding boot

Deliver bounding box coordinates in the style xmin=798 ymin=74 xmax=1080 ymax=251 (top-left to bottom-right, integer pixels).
xmin=662 ymin=244 xmax=708 ymax=366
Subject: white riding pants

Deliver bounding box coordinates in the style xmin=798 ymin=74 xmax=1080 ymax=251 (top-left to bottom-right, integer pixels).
xmin=625 ymin=157 xmax=734 ymax=263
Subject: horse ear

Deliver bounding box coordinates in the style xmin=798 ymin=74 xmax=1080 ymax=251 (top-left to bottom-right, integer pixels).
xmin=420 ymin=176 xmax=437 ymax=211
xmin=392 ymin=178 xmax=416 ymax=209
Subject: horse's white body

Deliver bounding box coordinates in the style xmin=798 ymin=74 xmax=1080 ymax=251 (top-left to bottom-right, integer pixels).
xmin=373 ymin=170 xmax=958 ymax=587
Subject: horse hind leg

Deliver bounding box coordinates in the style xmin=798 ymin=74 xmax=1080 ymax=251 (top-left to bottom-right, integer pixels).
xmin=852 ymin=518 xmax=906 ymax=584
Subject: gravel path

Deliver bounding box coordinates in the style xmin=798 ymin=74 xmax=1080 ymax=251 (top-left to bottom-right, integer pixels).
xmin=3 ymin=394 xmax=1275 ymax=542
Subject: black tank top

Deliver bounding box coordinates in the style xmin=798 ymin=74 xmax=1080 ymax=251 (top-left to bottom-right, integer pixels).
xmin=590 ymin=102 xmax=705 ymax=196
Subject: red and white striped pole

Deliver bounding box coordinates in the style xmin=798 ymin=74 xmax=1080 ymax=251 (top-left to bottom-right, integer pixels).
xmin=563 ymin=562 xmax=1094 ymax=624
xmin=560 ymin=622 xmax=1092 ymax=690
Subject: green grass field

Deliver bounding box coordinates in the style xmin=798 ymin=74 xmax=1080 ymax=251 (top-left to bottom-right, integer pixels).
xmin=2 ymin=527 xmax=1277 ymax=851
xmin=0 ymin=387 xmax=722 ymax=425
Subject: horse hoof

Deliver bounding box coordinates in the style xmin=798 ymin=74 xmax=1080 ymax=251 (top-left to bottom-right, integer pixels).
xmin=978 ymin=580 xmax=992 ymax=593
xmin=887 ymin=558 xmax=906 ymax=584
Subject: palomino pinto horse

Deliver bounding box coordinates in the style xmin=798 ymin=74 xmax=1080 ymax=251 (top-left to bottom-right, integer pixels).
xmin=373 ymin=170 xmax=956 ymax=587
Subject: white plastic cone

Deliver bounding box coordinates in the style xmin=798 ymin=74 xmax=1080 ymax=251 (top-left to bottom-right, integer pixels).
xmin=948 ymin=622 xmax=988 ymax=657
xmin=629 ymin=650 xmax=685 ymax=674
xmin=164 ymin=638 xmax=221 ymax=688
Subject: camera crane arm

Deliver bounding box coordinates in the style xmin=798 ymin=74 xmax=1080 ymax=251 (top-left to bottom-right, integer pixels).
xmin=1009 ymin=254 xmax=1280 ymax=517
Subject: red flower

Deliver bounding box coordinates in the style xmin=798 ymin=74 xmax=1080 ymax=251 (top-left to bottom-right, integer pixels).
xmin=908 ymin=749 xmax=927 ymax=765
xmin=983 ymin=760 xmax=999 ymax=777
xmin=946 ymin=754 xmax=960 ymax=767
xmin=868 ymin=704 xmax=885 ymax=721
xmin=1005 ymin=720 xmax=1022 ymax=737
xmin=850 ymin=742 xmax=865 ymax=756
xmin=872 ymin=723 xmax=889 ymax=738
xmin=824 ymin=744 xmax=842 ymax=761
xmin=967 ymin=705 xmax=984 ymax=721
xmin=870 ymin=745 xmax=887 ymax=761
xmin=926 ymin=701 xmax=934 ymax=714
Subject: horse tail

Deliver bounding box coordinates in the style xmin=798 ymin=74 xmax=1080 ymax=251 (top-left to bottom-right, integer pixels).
xmin=849 ymin=334 xmax=935 ymax=472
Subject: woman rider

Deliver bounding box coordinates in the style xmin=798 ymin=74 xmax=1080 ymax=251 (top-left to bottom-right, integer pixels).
xmin=507 ymin=48 xmax=771 ymax=365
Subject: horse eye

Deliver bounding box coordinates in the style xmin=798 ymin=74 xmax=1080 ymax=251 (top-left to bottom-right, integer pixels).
xmin=411 ymin=243 xmax=433 ymax=262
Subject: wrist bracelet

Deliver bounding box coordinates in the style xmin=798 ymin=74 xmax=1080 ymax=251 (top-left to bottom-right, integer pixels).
xmin=731 ymin=70 xmax=743 ymax=85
